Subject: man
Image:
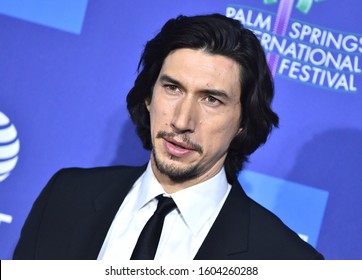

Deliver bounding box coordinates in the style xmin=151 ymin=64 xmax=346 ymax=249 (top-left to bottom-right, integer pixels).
xmin=13 ymin=14 xmax=324 ymax=260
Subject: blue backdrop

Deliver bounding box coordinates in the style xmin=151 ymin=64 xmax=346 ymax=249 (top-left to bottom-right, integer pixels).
xmin=1 ymin=0 xmax=361 ymax=260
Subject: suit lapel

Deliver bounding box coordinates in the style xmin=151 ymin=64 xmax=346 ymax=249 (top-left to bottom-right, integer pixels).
xmin=194 ymin=181 xmax=250 ymax=260
xmin=67 ymin=165 xmax=147 ymax=259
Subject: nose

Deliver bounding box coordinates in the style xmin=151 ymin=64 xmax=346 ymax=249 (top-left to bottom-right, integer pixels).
xmin=171 ymin=97 xmax=198 ymax=133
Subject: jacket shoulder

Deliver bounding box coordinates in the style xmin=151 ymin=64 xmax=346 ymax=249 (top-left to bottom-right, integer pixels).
xmin=247 ymin=198 xmax=324 ymax=259
xmin=47 ymin=165 xmax=146 ymax=193
xmin=53 ymin=165 xmax=145 ymax=182
xmin=13 ymin=165 xmax=146 ymax=260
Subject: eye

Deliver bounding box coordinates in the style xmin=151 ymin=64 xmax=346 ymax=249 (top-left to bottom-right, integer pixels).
xmin=203 ymin=95 xmax=222 ymax=106
xmin=164 ymin=84 xmax=180 ymax=94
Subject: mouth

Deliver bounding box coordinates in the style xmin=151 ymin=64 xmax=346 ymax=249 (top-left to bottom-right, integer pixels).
xmin=156 ymin=131 xmax=202 ymax=158
xmin=165 ymin=137 xmax=195 ymax=150
xmin=163 ymin=137 xmax=196 ymax=157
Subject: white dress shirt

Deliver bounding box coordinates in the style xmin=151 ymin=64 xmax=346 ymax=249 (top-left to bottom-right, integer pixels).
xmin=97 ymin=162 xmax=231 ymax=260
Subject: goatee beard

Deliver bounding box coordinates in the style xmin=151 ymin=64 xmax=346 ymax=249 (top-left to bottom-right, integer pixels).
xmin=152 ymin=131 xmax=204 ymax=183
xmin=152 ymin=149 xmax=201 ymax=183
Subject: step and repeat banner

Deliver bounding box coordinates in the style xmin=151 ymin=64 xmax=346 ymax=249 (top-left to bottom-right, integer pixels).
xmin=0 ymin=0 xmax=361 ymax=259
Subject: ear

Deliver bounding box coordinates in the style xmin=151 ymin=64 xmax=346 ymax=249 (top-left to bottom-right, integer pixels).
xmin=145 ymin=98 xmax=151 ymax=112
xmin=236 ymin=127 xmax=243 ymax=135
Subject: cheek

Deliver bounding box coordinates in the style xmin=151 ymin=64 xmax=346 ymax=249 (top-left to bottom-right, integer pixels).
xmin=201 ymin=116 xmax=240 ymax=147
xmin=149 ymin=102 xmax=172 ymax=128
xmin=210 ymin=111 xmax=240 ymax=134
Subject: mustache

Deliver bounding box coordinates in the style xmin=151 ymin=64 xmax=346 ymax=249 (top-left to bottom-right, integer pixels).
xmin=156 ymin=131 xmax=203 ymax=154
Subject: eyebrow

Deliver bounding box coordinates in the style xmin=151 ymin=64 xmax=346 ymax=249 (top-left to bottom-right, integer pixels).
xmin=158 ymin=74 xmax=231 ymax=101
xmin=159 ymin=75 xmax=183 ymax=89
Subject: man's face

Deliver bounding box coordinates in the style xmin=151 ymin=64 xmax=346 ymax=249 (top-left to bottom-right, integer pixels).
xmin=146 ymin=48 xmax=242 ymax=190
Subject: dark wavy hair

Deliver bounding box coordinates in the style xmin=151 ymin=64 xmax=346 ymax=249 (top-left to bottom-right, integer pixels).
xmin=127 ymin=13 xmax=279 ymax=183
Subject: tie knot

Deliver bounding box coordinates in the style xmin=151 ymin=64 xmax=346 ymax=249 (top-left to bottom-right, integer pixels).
xmin=154 ymin=195 xmax=176 ymax=216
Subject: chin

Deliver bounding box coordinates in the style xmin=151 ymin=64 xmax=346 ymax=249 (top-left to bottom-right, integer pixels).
xmin=152 ymin=150 xmax=200 ymax=183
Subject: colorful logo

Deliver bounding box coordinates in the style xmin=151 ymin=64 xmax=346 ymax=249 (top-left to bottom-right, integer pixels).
xmin=226 ymin=0 xmax=361 ymax=93
xmin=0 ymin=0 xmax=89 ymax=34
xmin=0 ymin=111 xmax=20 ymax=183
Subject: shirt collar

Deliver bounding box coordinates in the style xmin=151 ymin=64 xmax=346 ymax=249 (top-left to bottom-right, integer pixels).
xmin=135 ymin=161 xmax=230 ymax=236
xmin=132 ymin=162 xmax=165 ymax=212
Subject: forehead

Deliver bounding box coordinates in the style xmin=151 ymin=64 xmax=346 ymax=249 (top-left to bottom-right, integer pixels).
xmin=159 ymin=48 xmax=241 ymax=98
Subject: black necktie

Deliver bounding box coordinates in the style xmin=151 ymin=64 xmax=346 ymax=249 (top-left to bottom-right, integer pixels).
xmin=130 ymin=195 xmax=177 ymax=260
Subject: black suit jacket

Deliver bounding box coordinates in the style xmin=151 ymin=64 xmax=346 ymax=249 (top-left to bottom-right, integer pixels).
xmin=13 ymin=165 xmax=324 ymax=260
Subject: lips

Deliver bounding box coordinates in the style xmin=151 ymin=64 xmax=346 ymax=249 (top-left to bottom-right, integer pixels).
xmin=163 ymin=138 xmax=195 ymax=157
